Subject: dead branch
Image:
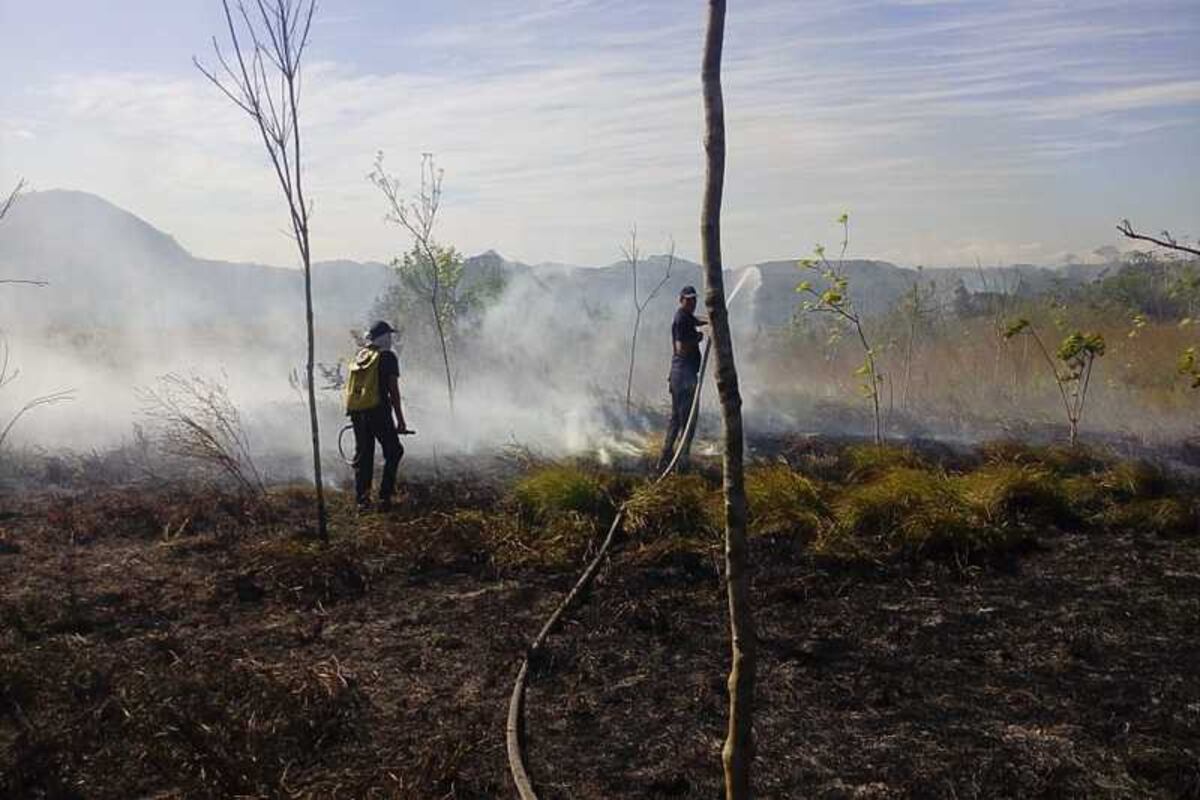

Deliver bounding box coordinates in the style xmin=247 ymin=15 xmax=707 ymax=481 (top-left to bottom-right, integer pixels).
xmin=1117 ymin=219 xmax=1200 ymax=258
xmin=0 ymin=179 xmax=24 ymax=222
xmin=139 ymin=373 xmax=264 ymax=495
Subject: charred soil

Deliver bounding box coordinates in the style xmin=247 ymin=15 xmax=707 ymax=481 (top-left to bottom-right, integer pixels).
xmin=2 ymin=452 xmax=1199 ymax=798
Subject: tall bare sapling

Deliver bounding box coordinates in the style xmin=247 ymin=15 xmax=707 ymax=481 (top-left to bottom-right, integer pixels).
xmin=701 ymin=2 xmax=756 ymax=796
xmin=623 ymin=227 xmax=675 ymax=412
xmin=194 ymin=0 xmax=327 ymax=538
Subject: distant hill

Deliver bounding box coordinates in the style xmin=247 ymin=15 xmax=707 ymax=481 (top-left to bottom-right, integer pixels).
xmin=0 ymin=190 xmax=1112 ymax=340
xmin=0 ymin=190 xmax=392 ymax=335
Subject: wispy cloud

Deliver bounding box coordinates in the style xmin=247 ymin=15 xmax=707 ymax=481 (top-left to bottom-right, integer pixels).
xmin=2 ymin=0 xmax=1196 ymax=268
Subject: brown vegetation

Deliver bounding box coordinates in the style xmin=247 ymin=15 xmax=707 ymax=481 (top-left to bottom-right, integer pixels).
xmin=2 ymin=442 xmax=1197 ymax=797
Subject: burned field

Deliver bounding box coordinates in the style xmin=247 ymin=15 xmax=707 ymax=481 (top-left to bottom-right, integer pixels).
xmin=2 ymin=441 xmax=1199 ymax=799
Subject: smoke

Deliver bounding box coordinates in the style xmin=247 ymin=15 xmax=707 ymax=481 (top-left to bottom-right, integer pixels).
xmin=2 ymin=189 xmax=1197 ymax=487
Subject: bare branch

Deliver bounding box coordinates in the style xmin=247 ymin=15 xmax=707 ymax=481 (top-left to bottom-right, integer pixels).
xmin=0 ymin=179 xmax=25 ymax=222
xmin=1117 ymin=219 xmax=1200 ymax=258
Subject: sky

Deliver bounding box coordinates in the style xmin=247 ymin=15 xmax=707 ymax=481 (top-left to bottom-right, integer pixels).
xmin=1 ymin=0 xmax=1197 ymax=270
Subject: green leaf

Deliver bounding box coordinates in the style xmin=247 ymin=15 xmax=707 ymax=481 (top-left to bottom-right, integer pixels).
xmin=1003 ymin=318 xmax=1030 ymax=339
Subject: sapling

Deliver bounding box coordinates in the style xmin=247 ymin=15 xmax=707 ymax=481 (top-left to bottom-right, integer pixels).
xmin=899 ymin=267 xmax=939 ymax=411
xmin=195 ymin=0 xmax=327 ymax=539
xmin=1003 ymin=319 xmax=1106 ymax=447
xmin=622 ymin=227 xmax=675 ymax=412
xmin=796 ymin=213 xmax=885 ymax=445
xmin=702 ymin=1 xmax=756 ymax=793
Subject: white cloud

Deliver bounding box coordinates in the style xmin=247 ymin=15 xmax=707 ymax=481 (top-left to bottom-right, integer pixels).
xmin=3 ymin=0 xmax=1197 ymax=269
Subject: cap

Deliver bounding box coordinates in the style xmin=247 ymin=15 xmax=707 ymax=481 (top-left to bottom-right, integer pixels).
xmin=679 ymin=285 xmax=698 ymax=299
xmin=366 ymin=320 xmax=397 ymax=339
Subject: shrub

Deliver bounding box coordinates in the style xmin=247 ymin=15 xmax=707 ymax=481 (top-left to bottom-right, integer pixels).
xmin=819 ymin=465 xmax=1007 ymax=558
xmin=843 ymin=443 xmax=927 ymax=480
xmin=1098 ymin=460 xmax=1170 ymax=501
xmin=744 ymin=464 xmax=827 ymax=540
xmin=1102 ymin=497 xmax=1196 ymax=538
xmin=979 ymin=440 xmax=1109 ymax=476
xmin=833 ymin=467 xmax=958 ymax=541
xmin=624 ymin=473 xmax=718 ymax=539
xmin=511 ymin=465 xmax=608 ymax=521
xmin=956 ymin=464 xmax=1075 ymax=529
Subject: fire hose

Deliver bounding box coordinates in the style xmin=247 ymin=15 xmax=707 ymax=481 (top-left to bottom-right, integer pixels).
xmin=337 ymin=423 xmax=417 ymax=466
xmin=506 ymin=270 xmax=754 ymax=798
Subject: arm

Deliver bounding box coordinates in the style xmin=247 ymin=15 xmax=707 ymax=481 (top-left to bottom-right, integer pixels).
xmin=387 ymin=374 xmax=409 ymax=432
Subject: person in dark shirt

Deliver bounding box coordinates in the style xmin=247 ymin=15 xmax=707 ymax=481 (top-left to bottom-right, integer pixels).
xmin=657 ymin=285 xmax=707 ymax=471
xmin=350 ymin=320 xmax=412 ymax=511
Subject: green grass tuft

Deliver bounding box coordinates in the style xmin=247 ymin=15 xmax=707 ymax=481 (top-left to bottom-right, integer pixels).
xmin=842 ymin=443 xmax=928 ymax=480
xmin=624 ymin=474 xmax=719 ymax=539
xmin=833 ymin=467 xmax=957 ymax=541
xmin=1098 ymin=460 xmax=1171 ymax=501
xmin=744 ymin=464 xmax=828 ymax=540
xmin=1102 ymin=498 xmax=1197 ymax=538
xmin=511 ymin=465 xmax=609 ymax=521
xmin=979 ymin=440 xmax=1109 ymax=476
xmin=955 ymin=464 xmax=1075 ymax=529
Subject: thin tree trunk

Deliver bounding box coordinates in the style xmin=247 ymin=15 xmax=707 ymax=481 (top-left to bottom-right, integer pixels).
xmin=421 ymin=242 xmax=456 ymax=414
xmin=285 ymin=13 xmax=326 ymax=542
xmin=626 ymin=311 xmax=642 ymax=411
xmin=301 ymin=247 xmax=328 ymax=540
xmin=702 ymin=2 xmax=756 ymax=797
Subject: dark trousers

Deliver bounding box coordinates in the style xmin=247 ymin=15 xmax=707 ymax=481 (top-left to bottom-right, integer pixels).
xmin=658 ymin=374 xmax=698 ymax=471
xmin=350 ymin=406 xmax=404 ymax=504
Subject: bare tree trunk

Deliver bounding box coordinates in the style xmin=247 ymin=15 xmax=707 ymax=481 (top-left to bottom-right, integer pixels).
xmin=702 ymin=2 xmax=756 ymax=797
xmin=422 ymin=241 xmax=456 ymax=413
xmin=196 ymin=0 xmax=327 ymax=540
xmin=625 ymin=312 xmax=642 ymax=411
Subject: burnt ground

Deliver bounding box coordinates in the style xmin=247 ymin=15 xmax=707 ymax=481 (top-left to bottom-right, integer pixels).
xmin=1 ymin=484 xmax=1199 ymax=799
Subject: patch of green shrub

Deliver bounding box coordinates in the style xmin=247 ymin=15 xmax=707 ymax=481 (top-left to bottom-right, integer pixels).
xmin=842 ymin=443 xmax=928 ymax=480
xmin=744 ymin=464 xmax=828 ymax=540
xmin=511 ymin=465 xmax=608 ymax=521
xmin=979 ymin=440 xmax=1109 ymax=476
xmin=624 ymin=474 xmax=718 ymax=539
xmin=956 ymin=464 xmax=1075 ymax=528
xmin=834 ymin=467 xmax=955 ymax=539
xmin=1058 ymin=475 xmax=1108 ymax=520
xmin=819 ymin=466 xmax=992 ymax=558
xmin=1102 ymin=498 xmax=1196 ymax=537
xmin=1098 ymin=460 xmax=1170 ymax=501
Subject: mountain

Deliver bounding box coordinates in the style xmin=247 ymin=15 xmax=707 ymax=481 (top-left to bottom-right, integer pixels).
xmin=0 ymin=190 xmax=1110 ymax=341
xmin=0 ymin=190 xmax=392 ymax=335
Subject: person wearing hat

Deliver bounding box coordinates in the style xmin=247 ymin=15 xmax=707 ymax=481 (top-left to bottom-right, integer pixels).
xmin=657 ymin=285 xmax=707 ymax=471
xmin=349 ymin=320 xmax=412 ymax=511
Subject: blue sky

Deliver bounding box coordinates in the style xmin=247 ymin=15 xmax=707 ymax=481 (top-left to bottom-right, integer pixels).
xmin=1 ymin=0 xmax=1197 ymax=269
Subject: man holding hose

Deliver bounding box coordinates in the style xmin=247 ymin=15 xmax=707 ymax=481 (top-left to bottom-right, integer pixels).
xmin=346 ymin=320 xmax=413 ymax=512
xmin=657 ymin=285 xmax=707 ymax=471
